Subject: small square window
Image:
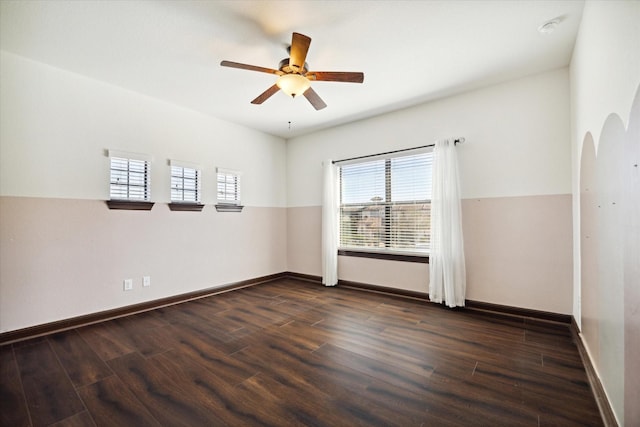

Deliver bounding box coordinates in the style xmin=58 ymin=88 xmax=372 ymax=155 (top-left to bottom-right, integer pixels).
xmin=216 ymin=169 xmax=241 ymax=205
xmin=110 ymin=156 xmax=150 ymax=201
xmin=215 ymin=168 xmax=243 ymax=212
xmin=170 ymin=165 xmax=201 ymax=203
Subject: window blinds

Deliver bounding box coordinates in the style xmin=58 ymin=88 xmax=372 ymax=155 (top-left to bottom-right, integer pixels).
xmin=110 ymin=157 xmax=150 ymax=201
xmin=216 ymin=169 xmax=240 ymax=204
xmin=339 ymin=150 xmax=433 ymax=254
xmin=170 ymin=165 xmax=201 ymax=203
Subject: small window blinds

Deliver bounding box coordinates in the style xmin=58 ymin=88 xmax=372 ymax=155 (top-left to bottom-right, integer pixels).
xmin=170 ymin=165 xmax=201 ymax=203
xmin=109 ymin=156 xmax=150 ymax=201
xmin=216 ymin=168 xmax=241 ymax=204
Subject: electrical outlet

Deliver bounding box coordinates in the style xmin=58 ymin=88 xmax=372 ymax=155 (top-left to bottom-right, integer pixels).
xmin=123 ymin=279 xmax=133 ymax=291
xmin=143 ymin=276 xmax=151 ymax=287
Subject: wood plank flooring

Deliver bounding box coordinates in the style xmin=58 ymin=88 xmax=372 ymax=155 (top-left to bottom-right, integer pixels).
xmin=0 ymin=278 xmax=603 ymax=426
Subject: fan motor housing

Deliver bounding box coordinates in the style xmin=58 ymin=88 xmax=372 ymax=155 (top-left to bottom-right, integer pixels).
xmin=279 ymin=58 xmax=308 ymax=75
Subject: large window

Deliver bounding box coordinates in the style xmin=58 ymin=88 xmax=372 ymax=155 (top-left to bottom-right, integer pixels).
xmin=338 ymin=150 xmax=433 ymax=255
xmin=109 ymin=156 xmax=150 ymax=201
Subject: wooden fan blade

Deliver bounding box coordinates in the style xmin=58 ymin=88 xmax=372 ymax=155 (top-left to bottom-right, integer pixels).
xmin=251 ymin=84 xmax=280 ymax=104
xmin=289 ymin=33 xmax=311 ymax=71
xmin=221 ymin=60 xmax=282 ymax=75
xmin=306 ymin=71 xmax=364 ymax=83
xmin=303 ymin=87 xmax=327 ymax=110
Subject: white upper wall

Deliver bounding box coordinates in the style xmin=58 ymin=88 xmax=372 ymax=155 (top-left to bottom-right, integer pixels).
xmin=0 ymin=51 xmax=287 ymax=207
xmin=287 ymin=68 xmax=571 ymax=207
xmin=569 ymin=0 xmax=640 ymax=327
xmin=0 ymin=50 xmax=573 ymax=208
xmin=571 ymin=1 xmax=640 ymax=155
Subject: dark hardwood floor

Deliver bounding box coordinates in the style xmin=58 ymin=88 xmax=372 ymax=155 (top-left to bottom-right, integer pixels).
xmin=1 ymin=278 xmax=603 ymax=426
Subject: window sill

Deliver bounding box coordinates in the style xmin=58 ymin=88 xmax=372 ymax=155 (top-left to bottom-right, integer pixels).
xmin=168 ymin=203 xmax=204 ymax=212
xmin=338 ymin=249 xmax=429 ymax=264
xmin=215 ymin=204 xmax=244 ymax=213
xmin=106 ymin=200 xmax=154 ymax=210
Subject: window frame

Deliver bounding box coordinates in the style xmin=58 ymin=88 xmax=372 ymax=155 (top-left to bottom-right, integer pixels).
xmin=215 ymin=168 xmax=243 ymax=212
xmin=169 ymin=161 xmax=202 ymax=204
xmin=337 ymin=149 xmax=432 ymax=262
xmin=167 ymin=160 xmax=204 ymax=211
xmin=106 ymin=150 xmax=154 ymax=210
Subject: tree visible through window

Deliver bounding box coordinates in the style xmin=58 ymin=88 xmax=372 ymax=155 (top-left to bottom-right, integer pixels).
xmin=339 ymin=151 xmax=432 ymax=254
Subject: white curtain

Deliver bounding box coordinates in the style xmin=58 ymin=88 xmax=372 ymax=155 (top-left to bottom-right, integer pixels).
xmin=322 ymin=160 xmax=338 ymax=286
xmin=429 ymin=140 xmax=466 ymax=307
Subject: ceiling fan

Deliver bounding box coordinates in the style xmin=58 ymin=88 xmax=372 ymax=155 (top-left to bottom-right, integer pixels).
xmin=220 ymin=32 xmax=364 ymax=110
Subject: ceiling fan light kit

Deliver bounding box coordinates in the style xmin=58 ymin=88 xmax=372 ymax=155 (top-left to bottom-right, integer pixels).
xmin=221 ymin=32 xmax=364 ymax=110
xmin=276 ymin=73 xmax=311 ymax=98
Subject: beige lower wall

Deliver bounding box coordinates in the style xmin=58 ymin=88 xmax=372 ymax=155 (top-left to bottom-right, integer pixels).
xmin=0 ymin=193 xmax=573 ymax=333
xmin=462 ymin=194 xmax=573 ymax=314
xmin=288 ymin=194 xmax=573 ymax=314
xmin=339 ymin=257 xmax=429 ymax=294
xmin=286 ymin=205 xmax=322 ymax=277
xmin=0 ymin=196 xmax=287 ymax=333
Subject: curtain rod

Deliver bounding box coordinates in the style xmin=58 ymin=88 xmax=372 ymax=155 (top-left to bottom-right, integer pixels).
xmin=332 ymin=138 xmax=465 ymax=164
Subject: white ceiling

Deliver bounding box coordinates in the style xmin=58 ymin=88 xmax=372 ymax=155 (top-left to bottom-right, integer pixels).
xmin=0 ymin=0 xmax=584 ymax=139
